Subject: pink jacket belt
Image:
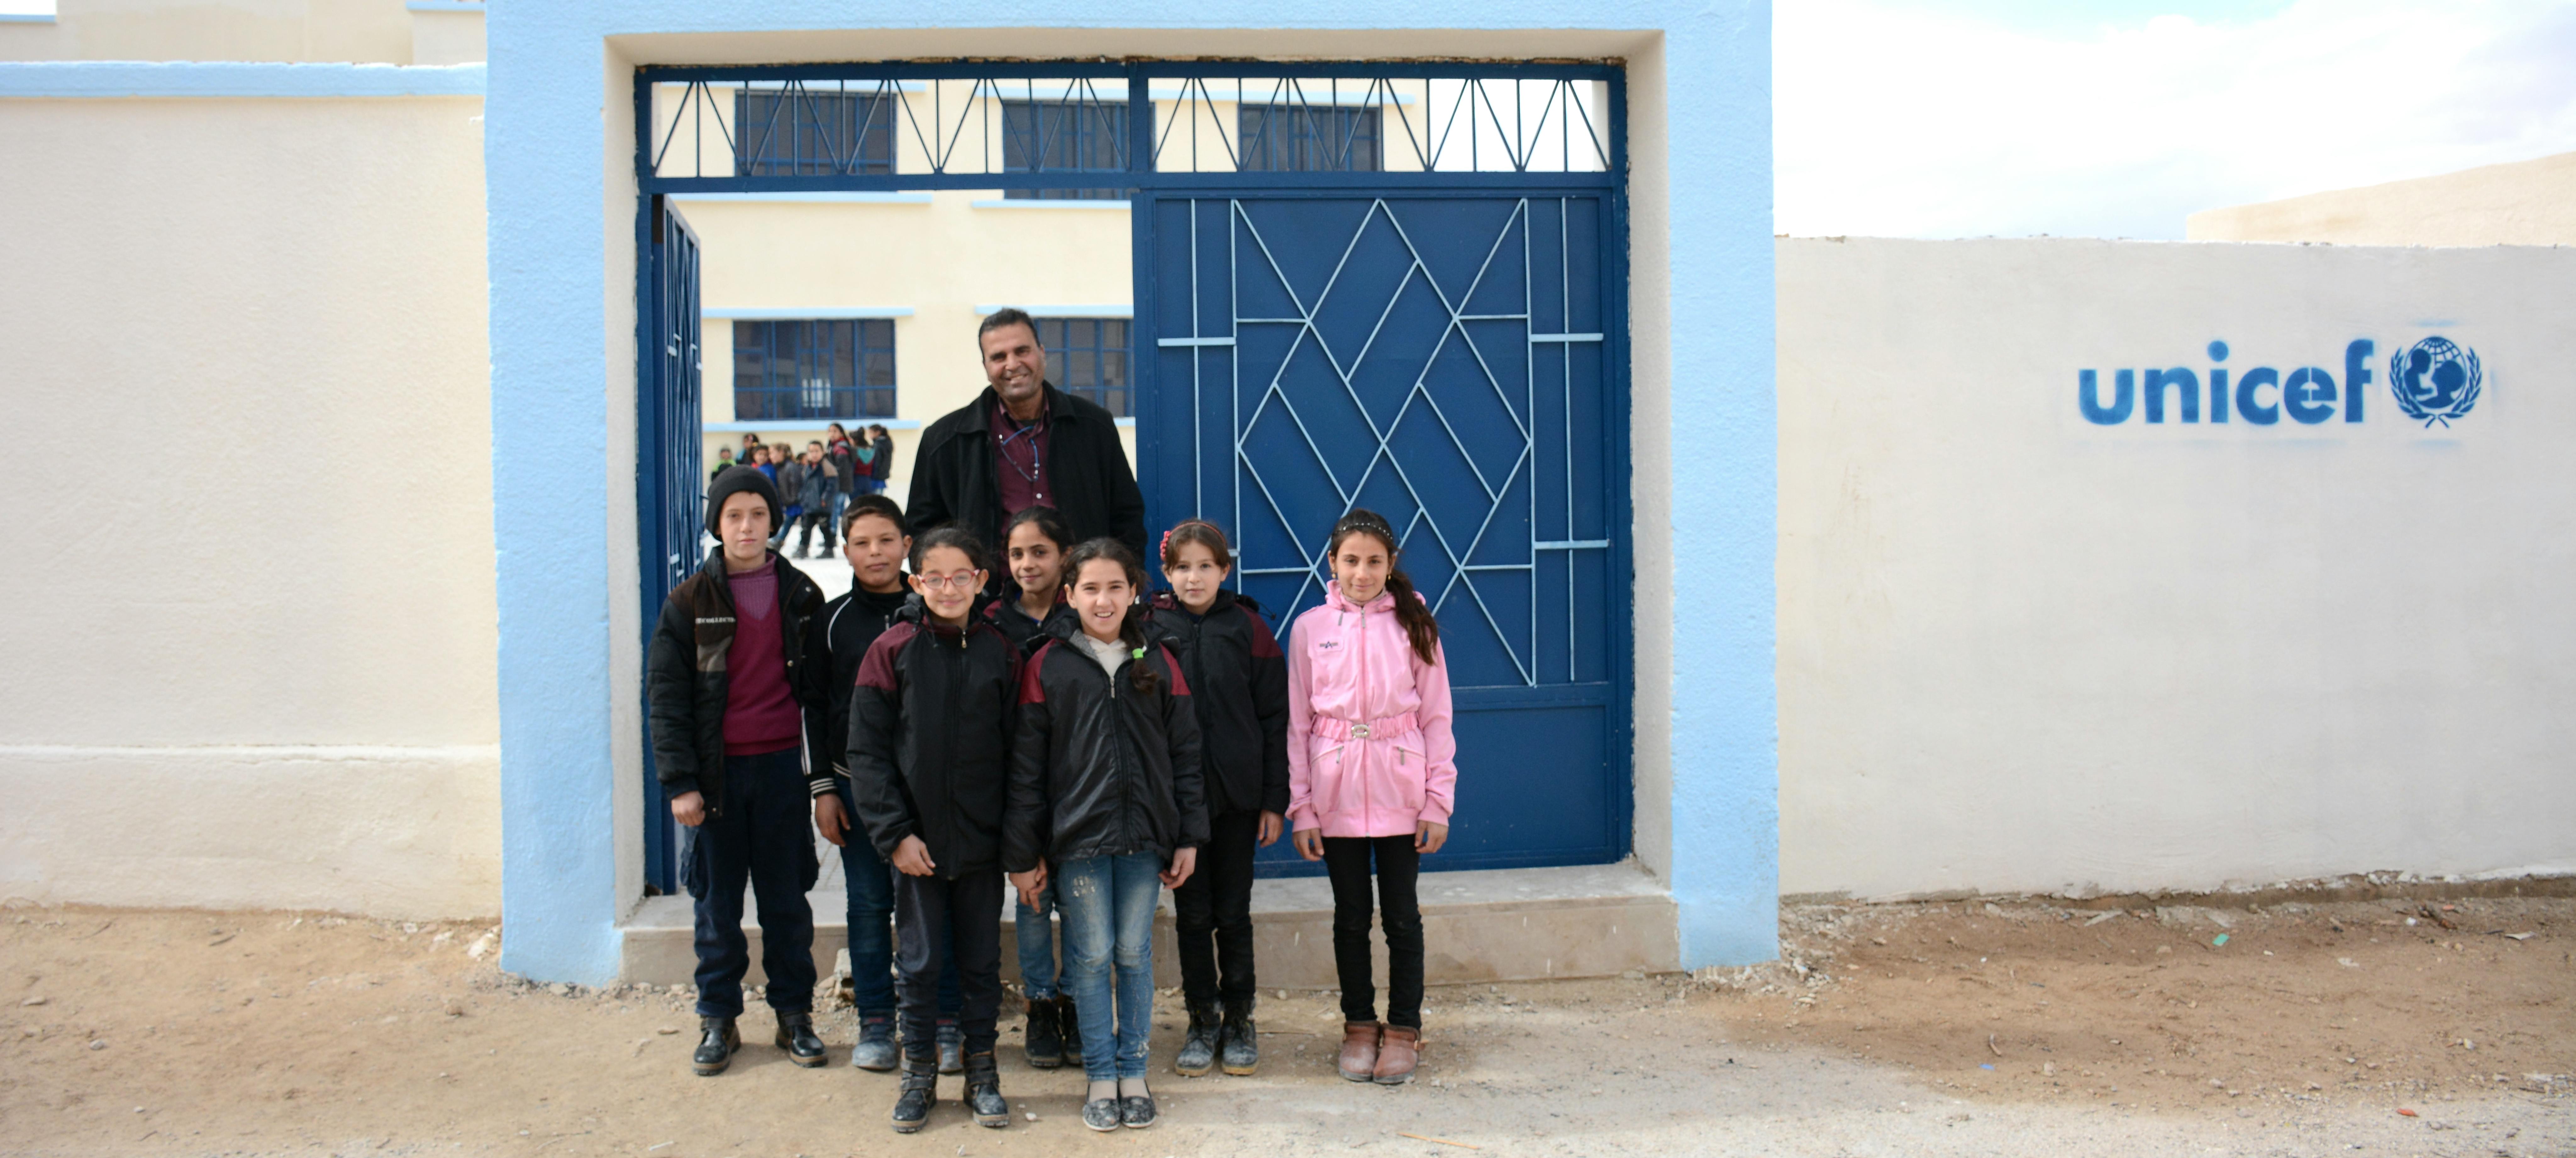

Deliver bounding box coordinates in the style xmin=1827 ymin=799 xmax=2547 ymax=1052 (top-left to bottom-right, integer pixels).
xmin=1309 ymin=711 xmax=1420 ymax=742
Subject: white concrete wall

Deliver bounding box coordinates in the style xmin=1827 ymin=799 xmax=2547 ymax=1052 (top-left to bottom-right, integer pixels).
xmin=0 ymin=94 xmax=498 ymax=918
xmin=2188 ymin=151 xmax=2576 ymax=247
xmin=1777 ymin=236 xmax=2576 ymax=900
xmin=0 ymin=0 xmax=416 ymax=63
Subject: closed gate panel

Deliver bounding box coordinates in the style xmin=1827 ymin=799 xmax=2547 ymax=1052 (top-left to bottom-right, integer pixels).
xmin=1145 ymin=193 xmax=1629 ymax=874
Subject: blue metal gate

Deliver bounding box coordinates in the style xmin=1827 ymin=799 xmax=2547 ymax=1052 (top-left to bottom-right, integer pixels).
xmin=637 ymin=196 xmax=702 ymax=891
xmin=636 ymin=62 xmax=1628 ymax=890
xmin=1144 ymin=194 xmax=1629 ymax=872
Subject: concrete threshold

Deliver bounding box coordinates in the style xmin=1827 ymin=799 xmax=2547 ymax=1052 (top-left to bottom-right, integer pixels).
xmin=618 ymin=858 xmax=1677 ymax=989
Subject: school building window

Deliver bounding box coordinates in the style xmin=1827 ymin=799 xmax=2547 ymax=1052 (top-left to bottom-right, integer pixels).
xmin=732 ymin=319 xmax=897 ymax=421
xmin=733 ymin=90 xmax=896 ymax=177
xmin=1001 ymin=100 xmax=1130 ymax=201
xmin=1040 ymin=318 xmax=1131 ymax=417
xmin=1237 ymin=104 xmax=1382 ymax=172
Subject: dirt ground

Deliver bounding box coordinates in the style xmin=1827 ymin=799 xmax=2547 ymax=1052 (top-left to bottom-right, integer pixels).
xmin=2 ymin=895 xmax=2567 ymax=1157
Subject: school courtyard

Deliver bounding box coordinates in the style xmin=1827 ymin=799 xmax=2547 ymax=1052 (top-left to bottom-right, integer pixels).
xmin=8 ymin=894 xmax=2569 ymax=1157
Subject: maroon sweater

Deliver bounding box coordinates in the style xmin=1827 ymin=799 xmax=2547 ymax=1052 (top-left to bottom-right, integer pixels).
xmin=721 ymin=564 xmax=804 ymax=756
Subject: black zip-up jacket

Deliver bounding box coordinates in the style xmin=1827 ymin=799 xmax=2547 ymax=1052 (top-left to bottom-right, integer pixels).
xmin=845 ymin=605 xmax=1024 ymax=878
xmin=981 ymin=589 xmax=1073 ymax=658
xmin=1004 ymin=616 xmax=1209 ymax=873
xmin=1146 ymin=590 xmax=1291 ymax=818
xmin=907 ymin=383 xmax=1147 ymax=557
xmin=644 ymin=550 xmax=831 ymax=815
xmin=813 ymin=582 xmax=915 ymax=798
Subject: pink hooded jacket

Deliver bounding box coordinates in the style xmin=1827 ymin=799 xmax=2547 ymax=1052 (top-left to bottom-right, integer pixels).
xmin=1285 ymin=582 xmax=1457 ymax=838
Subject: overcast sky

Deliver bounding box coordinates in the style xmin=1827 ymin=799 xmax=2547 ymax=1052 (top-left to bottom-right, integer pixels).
xmin=1774 ymin=0 xmax=2576 ymax=239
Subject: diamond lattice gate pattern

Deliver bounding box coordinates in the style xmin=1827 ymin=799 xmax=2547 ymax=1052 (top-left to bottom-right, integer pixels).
xmin=1146 ymin=194 xmax=1630 ymax=874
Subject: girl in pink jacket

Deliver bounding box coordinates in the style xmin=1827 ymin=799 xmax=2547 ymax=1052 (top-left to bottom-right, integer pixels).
xmin=1286 ymin=508 xmax=1456 ymax=1086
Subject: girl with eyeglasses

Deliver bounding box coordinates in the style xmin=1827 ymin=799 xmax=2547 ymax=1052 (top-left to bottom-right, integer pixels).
xmin=845 ymin=527 xmax=1024 ymax=1133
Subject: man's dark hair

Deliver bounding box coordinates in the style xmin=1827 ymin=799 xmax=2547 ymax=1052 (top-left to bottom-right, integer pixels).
xmin=841 ymin=493 xmax=906 ymax=539
xmin=977 ymin=307 xmax=1041 ymax=347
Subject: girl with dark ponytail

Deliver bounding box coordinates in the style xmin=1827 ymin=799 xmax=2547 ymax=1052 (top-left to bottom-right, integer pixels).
xmin=1003 ymin=538 xmax=1208 ymax=1130
xmin=1283 ymin=508 xmax=1457 ymax=1086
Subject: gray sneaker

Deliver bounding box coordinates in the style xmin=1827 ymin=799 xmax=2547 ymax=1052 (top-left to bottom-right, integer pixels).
xmin=850 ymin=1013 xmax=898 ymax=1071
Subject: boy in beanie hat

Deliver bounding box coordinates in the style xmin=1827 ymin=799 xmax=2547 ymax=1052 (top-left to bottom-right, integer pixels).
xmin=646 ymin=465 xmax=835 ymax=1076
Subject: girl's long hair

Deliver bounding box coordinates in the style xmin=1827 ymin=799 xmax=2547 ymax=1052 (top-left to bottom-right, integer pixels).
xmin=1160 ymin=518 xmax=1233 ymax=571
xmin=1062 ymin=537 xmax=1159 ymax=695
xmin=1329 ymin=509 xmax=1440 ymax=665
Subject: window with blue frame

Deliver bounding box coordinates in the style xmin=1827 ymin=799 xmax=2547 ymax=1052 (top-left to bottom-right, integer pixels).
xmin=1039 ymin=318 xmax=1131 ymax=417
xmin=734 ymin=89 xmax=896 ymax=176
xmin=733 ymin=320 xmax=897 ymax=421
xmin=1237 ymin=104 xmax=1382 ymax=172
xmin=1001 ymin=100 xmax=1130 ymax=201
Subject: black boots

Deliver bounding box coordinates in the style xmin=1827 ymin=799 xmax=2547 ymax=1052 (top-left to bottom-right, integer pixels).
xmin=691 ymin=1015 xmax=740 ymax=1076
xmin=774 ymin=1011 xmax=826 ymax=1067
xmin=1023 ymin=995 xmax=1066 ymax=1069
xmin=890 ymin=1055 xmax=937 ymax=1133
xmin=962 ymin=1052 xmax=1009 ymax=1128
xmin=1058 ymin=994 xmax=1084 ymax=1056
xmin=1173 ymin=1003 xmax=1221 ymax=1077
xmin=1219 ymin=996 xmax=1260 ymax=1075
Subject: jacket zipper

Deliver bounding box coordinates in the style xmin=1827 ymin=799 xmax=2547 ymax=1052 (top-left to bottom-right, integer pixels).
xmin=1354 ymin=598 xmax=1368 ymax=832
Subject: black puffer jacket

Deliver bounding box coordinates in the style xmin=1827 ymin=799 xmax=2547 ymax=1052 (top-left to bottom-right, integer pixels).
xmin=1003 ymin=615 xmax=1208 ymax=872
xmin=1147 ymin=590 xmax=1291 ymax=818
xmin=643 ymin=550 xmax=831 ymax=815
xmin=812 ymin=582 xmax=915 ymax=798
xmin=981 ymin=589 xmax=1073 ymax=658
xmin=845 ymin=605 xmax=1024 ymax=878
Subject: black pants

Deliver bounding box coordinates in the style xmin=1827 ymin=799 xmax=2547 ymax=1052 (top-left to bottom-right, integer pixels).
xmin=1174 ymin=808 xmax=1261 ymax=1007
xmin=685 ymin=748 xmax=819 ymax=1018
xmin=1322 ymin=835 xmax=1422 ymax=1029
xmin=794 ymin=509 xmax=832 ymax=553
xmin=895 ymin=869 xmax=1005 ymax=1060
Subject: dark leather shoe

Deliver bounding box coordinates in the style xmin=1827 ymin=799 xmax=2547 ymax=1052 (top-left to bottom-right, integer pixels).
xmin=1337 ymin=1021 xmax=1381 ymax=1082
xmin=963 ymin=1053 xmax=1009 ymax=1128
xmin=1373 ymin=1024 xmax=1420 ymax=1084
xmin=1219 ymin=997 xmax=1260 ymax=1076
xmin=1174 ymin=1003 xmax=1220 ymax=1077
xmin=1120 ymin=1092 xmax=1158 ymax=1129
xmin=1058 ymin=994 xmax=1084 ymax=1056
xmin=774 ymin=1011 xmax=826 ymax=1067
xmin=850 ymin=1013 xmax=897 ymax=1071
xmin=890 ymin=1056 xmax=937 ymax=1133
xmin=691 ymin=1015 xmax=740 ymax=1077
xmin=1081 ymin=1096 xmax=1121 ymax=1133
xmin=1022 ymin=995 xmax=1064 ymax=1069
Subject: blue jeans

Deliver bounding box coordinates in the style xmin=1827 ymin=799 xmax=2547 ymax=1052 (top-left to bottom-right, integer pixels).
xmin=1014 ymin=881 xmax=1065 ymax=1000
xmin=838 ymin=785 xmax=961 ymax=1019
xmin=1055 ymin=852 xmax=1164 ymax=1080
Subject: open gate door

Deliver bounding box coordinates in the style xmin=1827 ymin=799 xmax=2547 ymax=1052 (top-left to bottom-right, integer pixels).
xmin=638 ymin=196 xmax=703 ymax=894
xmin=1146 ymin=193 xmax=1631 ymax=875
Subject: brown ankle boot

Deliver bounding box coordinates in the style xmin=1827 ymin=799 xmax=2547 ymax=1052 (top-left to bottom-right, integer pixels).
xmin=1372 ymin=1025 xmax=1420 ymax=1084
xmin=1336 ymin=1021 xmax=1382 ymax=1082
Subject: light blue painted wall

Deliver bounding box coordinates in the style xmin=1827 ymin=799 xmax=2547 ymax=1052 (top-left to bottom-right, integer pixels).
xmin=0 ymin=61 xmax=483 ymax=97
xmin=486 ymin=1 xmax=1774 ymax=982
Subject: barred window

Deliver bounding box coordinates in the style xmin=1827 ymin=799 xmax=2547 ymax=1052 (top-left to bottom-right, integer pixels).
xmin=1237 ymin=104 xmax=1381 ymax=172
xmin=1001 ymin=100 xmax=1130 ymax=201
xmin=1039 ymin=318 xmax=1131 ymax=417
xmin=733 ymin=320 xmax=896 ymax=421
xmin=734 ymin=90 xmax=896 ymax=177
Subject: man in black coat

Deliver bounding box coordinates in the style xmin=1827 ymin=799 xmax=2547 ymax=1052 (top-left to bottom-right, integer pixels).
xmin=907 ymin=309 xmax=1147 ymax=559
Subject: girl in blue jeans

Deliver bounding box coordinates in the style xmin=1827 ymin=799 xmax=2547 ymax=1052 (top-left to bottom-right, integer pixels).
xmin=1005 ymin=538 xmax=1207 ymax=1131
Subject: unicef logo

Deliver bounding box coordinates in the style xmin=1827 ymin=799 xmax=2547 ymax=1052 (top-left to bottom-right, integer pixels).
xmin=2389 ymin=337 xmax=2481 ymax=427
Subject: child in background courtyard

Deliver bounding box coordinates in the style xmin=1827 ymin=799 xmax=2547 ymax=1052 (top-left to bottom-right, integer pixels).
xmin=643 ymin=465 xmax=833 ymax=1077
xmin=1147 ymin=519 xmax=1288 ymax=1078
xmin=1006 ymin=538 xmax=1207 ymax=1131
xmin=846 ymin=527 xmax=1022 ymax=1132
xmin=1286 ymin=508 xmax=1456 ymax=1086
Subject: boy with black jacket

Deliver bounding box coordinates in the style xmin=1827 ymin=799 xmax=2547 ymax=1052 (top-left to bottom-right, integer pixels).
xmin=810 ymin=495 xmax=967 ymax=1074
xmin=644 ymin=465 xmax=833 ymax=1077
xmin=846 ymin=527 xmax=1024 ymax=1132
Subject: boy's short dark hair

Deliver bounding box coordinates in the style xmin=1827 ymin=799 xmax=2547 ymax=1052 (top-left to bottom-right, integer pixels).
xmin=841 ymin=493 xmax=906 ymax=539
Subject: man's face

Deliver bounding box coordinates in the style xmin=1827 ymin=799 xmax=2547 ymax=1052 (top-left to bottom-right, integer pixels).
xmin=979 ymin=322 xmax=1047 ymax=409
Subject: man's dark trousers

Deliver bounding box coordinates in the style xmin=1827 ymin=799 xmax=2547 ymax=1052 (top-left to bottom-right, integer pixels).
xmin=1174 ymin=808 xmax=1261 ymax=1005
xmin=894 ymin=870 xmax=1005 ymax=1060
xmin=686 ymin=748 xmax=819 ymax=1018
